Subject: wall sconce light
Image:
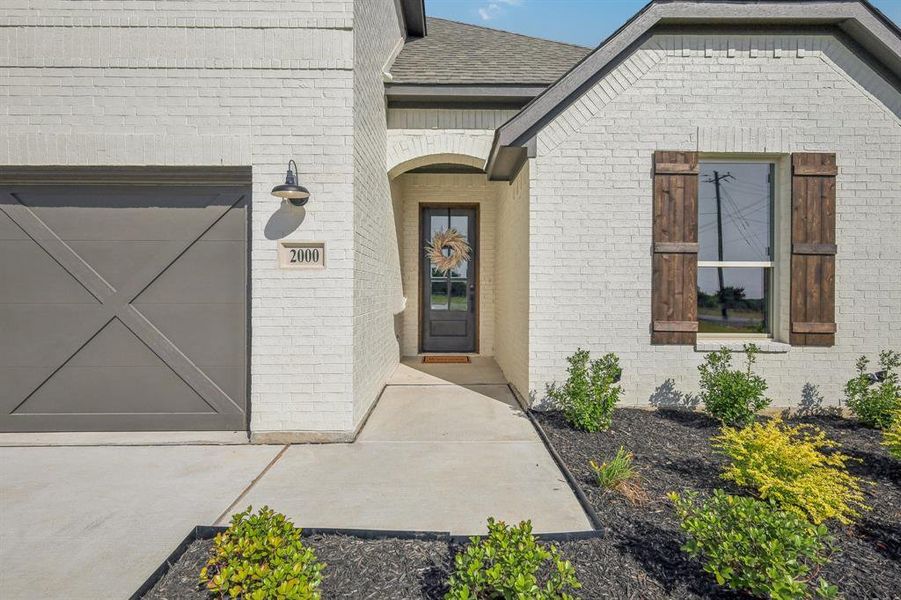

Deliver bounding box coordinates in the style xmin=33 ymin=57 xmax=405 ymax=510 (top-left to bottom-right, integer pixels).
xmin=271 ymin=160 xmax=310 ymax=206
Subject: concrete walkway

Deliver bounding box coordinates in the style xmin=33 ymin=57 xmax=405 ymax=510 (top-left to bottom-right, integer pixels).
xmin=235 ymin=358 xmax=590 ymax=534
xmin=0 ymin=358 xmax=590 ymax=600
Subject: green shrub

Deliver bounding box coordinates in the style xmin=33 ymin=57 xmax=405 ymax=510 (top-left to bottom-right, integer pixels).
xmin=589 ymin=446 xmax=647 ymax=505
xmin=884 ymin=410 xmax=901 ymax=460
xmin=713 ymin=418 xmax=867 ymax=525
xmin=445 ymin=518 xmax=580 ymax=600
xmin=844 ymin=350 xmax=901 ymax=429
xmin=200 ymin=506 xmax=324 ymax=600
xmin=548 ymin=349 xmax=622 ymax=432
xmin=669 ymin=490 xmax=837 ymax=600
xmin=698 ymin=344 xmax=770 ymax=427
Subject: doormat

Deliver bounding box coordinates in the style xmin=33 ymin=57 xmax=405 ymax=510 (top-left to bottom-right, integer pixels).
xmin=422 ymin=355 xmax=470 ymax=364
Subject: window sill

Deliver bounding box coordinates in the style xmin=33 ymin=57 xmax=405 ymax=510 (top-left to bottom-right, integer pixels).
xmin=695 ymin=339 xmax=791 ymax=354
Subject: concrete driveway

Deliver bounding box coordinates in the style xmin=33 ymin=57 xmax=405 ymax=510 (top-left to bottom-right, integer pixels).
xmin=0 ymin=444 xmax=282 ymax=600
xmin=0 ymin=359 xmax=591 ymax=599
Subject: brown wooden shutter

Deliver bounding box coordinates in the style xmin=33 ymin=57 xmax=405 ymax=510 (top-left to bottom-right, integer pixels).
xmin=791 ymin=153 xmax=837 ymax=346
xmin=652 ymin=151 xmax=699 ymax=345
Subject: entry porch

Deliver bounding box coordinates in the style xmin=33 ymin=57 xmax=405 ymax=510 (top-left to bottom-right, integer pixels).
xmin=388 ymin=155 xmax=531 ymax=398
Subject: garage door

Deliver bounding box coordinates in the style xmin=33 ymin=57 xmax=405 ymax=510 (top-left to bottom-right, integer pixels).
xmin=0 ymin=176 xmax=249 ymax=432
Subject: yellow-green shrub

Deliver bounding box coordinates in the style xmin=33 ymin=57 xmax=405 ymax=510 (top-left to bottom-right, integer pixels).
xmin=712 ymin=419 xmax=867 ymax=524
xmin=885 ymin=411 xmax=901 ymax=460
xmin=200 ymin=506 xmax=324 ymax=600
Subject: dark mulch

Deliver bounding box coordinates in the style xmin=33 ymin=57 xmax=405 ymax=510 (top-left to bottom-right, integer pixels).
xmin=535 ymin=408 xmax=901 ymax=600
xmin=142 ymin=535 xmax=452 ymax=600
xmin=142 ymin=408 xmax=899 ymax=599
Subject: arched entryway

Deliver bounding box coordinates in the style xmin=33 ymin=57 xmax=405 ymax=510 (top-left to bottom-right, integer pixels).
xmin=389 ymin=153 xmax=496 ymax=357
xmin=386 ymin=146 xmax=531 ymax=399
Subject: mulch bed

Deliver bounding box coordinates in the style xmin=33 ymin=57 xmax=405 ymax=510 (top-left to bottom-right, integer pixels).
xmin=143 ymin=408 xmax=900 ymax=599
xmin=534 ymin=408 xmax=901 ymax=599
xmin=143 ymin=535 xmax=452 ymax=600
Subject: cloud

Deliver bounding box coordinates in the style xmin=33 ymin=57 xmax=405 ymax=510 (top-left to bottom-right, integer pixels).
xmin=478 ymin=0 xmax=522 ymax=21
xmin=478 ymin=3 xmax=500 ymax=20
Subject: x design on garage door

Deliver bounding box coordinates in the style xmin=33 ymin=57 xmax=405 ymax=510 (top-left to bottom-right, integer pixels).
xmin=0 ymin=183 xmax=249 ymax=432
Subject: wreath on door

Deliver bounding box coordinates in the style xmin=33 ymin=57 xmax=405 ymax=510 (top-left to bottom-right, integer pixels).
xmin=426 ymin=228 xmax=471 ymax=274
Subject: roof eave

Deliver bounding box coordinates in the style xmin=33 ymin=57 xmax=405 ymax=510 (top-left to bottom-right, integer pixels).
xmin=385 ymin=83 xmax=548 ymax=107
xmin=487 ymin=0 xmax=901 ymax=181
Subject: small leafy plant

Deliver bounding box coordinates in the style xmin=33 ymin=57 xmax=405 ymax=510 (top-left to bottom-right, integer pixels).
xmin=590 ymin=446 xmax=648 ymax=505
xmin=844 ymin=350 xmax=901 ymax=429
xmin=200 ymin=506 xmax=324 ymax=600
xmin=884 ymin=410 xmax=901 ymax=460
xmin=713 ymin=418 xmax=867 ymax=524
xmin=669 ymin=490 xmax=837 ymax=600
xmin=698 ymin=344 xmax=770 ymax=427
xmin=445 ymin=518 xmax=580 ymax=600
xmin=548 ymin=349 xmax=622 ymax=432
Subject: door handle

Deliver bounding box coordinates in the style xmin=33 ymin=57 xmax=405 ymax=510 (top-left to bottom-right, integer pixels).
xmin=469 ymin=284 xmax=475 ymax=312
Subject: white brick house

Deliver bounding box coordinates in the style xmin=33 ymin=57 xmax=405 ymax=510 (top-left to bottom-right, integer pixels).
xmin=1 ymin=0 xmax=898 ymax=441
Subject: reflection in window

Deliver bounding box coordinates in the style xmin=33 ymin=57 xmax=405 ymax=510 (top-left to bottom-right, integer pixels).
xmin=431 ymin=280 xmax=448 ymax=310
xmin=698 ymin=268 xmax=768 ymax=334
xmin=450 ymin=281 xmax=468 ymax=311
xmin=427 ymin=209 xmax=472 ymax=314
xmin=697 ymin=162 xmax=774 ymax=336
xmin=699 ymin=163 xmax=773 ymax=262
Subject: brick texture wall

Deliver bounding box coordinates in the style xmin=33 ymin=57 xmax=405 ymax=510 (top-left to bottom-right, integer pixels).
xmin=529 ymin=32 xmax=901 ymax=410
xmin=351 ymin=0 xmax=404 ymax=424
xmin=495 ymin=164 xmax=531 ymax=396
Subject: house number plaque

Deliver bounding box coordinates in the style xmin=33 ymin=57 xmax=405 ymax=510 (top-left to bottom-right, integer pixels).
xmin=278 ymin=241 xmax=325 ymax=269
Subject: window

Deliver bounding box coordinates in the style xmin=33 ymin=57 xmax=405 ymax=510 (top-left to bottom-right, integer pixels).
xmin=697 ymin=162 xmax=774 ymax=336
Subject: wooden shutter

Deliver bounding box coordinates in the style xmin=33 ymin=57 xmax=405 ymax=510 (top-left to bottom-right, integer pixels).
xmin=791 ymin=153 xmax=837 ymax=346
xmin=652 ymin=151 xmax=699 ymax=345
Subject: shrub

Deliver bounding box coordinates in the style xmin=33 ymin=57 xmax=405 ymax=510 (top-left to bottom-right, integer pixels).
xmin=844 ymin=350 xmax=901 ymax=429
xmin=713 ymin=418 xmax=867 ymax=525
xmin=200 ymin=506 xmax=324 ymax=600
xmin=445 ymin=518 xmax=580 ymax=600
xmin=884 ymin=410 xmax=901 ymax=460
xmin=548 ymin=349 xmax=622 ymax=432
xmin=669 ymin=490 xmax=837 ymax=600
xmin=698 ymin=344 xmax=770 ymax=427
xmin=590 ymin=446 xmax=648 ymax=505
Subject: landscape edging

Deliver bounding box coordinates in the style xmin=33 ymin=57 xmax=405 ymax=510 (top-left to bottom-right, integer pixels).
xmin=133 ymin=524 xmax=602 ymax=598
xmin=506 ymin=384 xmax=605 ymax=532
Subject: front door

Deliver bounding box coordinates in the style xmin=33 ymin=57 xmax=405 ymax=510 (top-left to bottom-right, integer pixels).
xmin=421 ymin=206 xmax=478 ymax=353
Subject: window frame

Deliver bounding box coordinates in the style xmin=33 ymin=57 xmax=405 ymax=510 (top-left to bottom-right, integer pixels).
xmin=696 ymin=157 xmax=780 ymax=341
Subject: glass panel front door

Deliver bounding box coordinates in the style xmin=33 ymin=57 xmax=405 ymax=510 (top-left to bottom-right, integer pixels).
xmin=421 ymin=206 xmax=477 ymax=352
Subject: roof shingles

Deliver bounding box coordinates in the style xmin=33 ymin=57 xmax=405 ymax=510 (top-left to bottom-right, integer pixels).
xmin=389 ymin=17 xmax=591 ymax=86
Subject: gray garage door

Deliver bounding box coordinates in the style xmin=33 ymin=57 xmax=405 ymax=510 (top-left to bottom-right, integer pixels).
xmin=0 ymin=177 xmax=249 ymax=432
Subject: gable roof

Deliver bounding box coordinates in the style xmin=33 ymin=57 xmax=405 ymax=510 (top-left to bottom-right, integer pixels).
xmin=389 ymin=17 xmax=591 ymax=86
xmin=486 ymin=0 xmax=901 ymax=180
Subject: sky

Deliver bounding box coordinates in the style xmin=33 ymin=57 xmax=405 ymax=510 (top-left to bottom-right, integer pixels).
xmin=426 ymin=0 xmax=901 ymax=48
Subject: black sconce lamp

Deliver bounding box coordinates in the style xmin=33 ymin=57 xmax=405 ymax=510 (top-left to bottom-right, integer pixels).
xmin=271 ymin=160 xmax=310 ymax=206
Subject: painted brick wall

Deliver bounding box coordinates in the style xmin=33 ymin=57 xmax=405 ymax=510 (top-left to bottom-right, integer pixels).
xmin=387 ymin=108 xmax=519 ymax=130
xmin=529 ymin=32 xmax=901 ymax=410
xmin=351 ymin=0 xmax=404 ymax=425
xmin=394 ymin=174 xmax=501 ymax=357
xmin=495 ymin=164 xmax=531 ymax=396
xmin=0 ymin=1 xmax=361 ymax=434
